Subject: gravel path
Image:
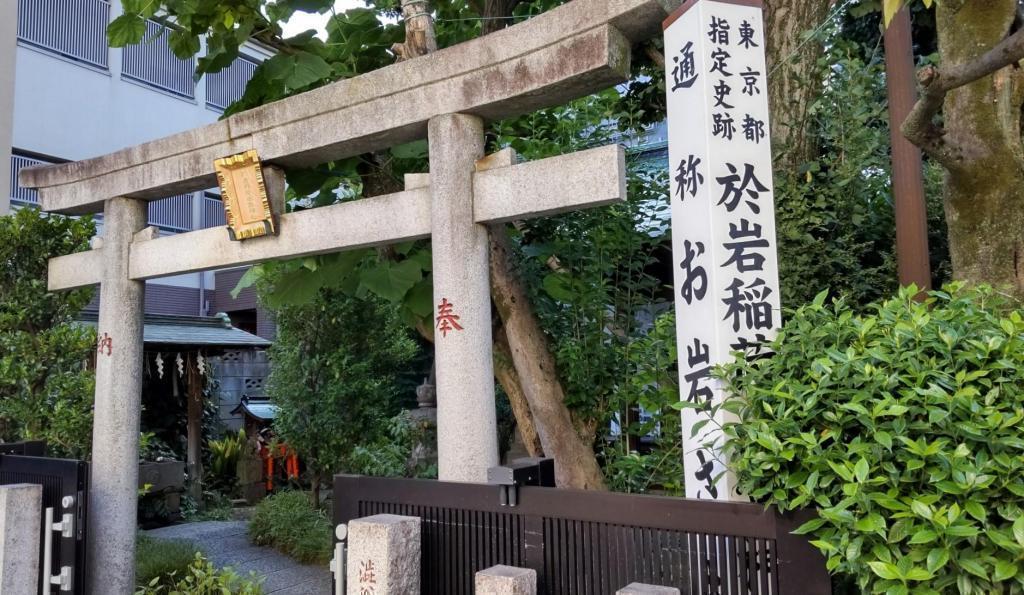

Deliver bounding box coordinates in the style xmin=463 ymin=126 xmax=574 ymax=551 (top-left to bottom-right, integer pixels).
xmin=145 ymin=520 xmax=332 ymax=594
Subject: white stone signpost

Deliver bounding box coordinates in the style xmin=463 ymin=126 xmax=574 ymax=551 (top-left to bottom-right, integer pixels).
xmin=664 ymin=0 xmax=781 ymax=500
xmin=21 ymin=1 xmax=678 ymax=591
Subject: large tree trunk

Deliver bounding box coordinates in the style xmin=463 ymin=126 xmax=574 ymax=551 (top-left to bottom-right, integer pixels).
xmin=489 ymin=224 xmax=607 ymax=489
xmin=493 ymin=328 xmax=544 ymax=458
xmin=936 ymin=2 xmax=1024 ymax=294
xmin=763 ymin=0 xmax=832 ymax=170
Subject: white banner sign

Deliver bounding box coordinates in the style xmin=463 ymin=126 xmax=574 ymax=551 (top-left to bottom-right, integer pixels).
xmin=665 ymin=0 xmax=781 ymax=500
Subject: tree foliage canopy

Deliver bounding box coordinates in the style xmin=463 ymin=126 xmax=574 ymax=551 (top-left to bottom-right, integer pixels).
xmin=0 ymin=209 xmax=96 ymax=457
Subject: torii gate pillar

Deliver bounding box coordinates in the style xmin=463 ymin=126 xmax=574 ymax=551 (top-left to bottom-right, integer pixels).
xmin=429 ymin=114 xmax=499 ymax=482
xmin=89 ymin=197 xmax=148 ymax=595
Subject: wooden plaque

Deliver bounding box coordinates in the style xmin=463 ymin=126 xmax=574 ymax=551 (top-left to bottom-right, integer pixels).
xmin=214 ymin=149 xmax=277 ymax=241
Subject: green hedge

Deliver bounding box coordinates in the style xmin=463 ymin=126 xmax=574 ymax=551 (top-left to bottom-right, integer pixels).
xmin=716 ymin=285 xmax=1024 ymax=594
xmin=248 ymin=491 xmax=332 ymax=565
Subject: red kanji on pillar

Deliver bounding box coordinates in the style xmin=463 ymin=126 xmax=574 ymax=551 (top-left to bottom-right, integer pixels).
xmin=97 ymin=332 xmax=113 ymax=356
xmin=435 ymin=298 xmax=464 ymax=337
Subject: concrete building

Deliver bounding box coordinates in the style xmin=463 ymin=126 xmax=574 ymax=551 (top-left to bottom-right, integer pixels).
xmin=4 ymin=0 xmax=275 ymax=339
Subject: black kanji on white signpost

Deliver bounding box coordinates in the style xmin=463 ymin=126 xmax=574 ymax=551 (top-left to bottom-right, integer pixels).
xmin=665 ymin=0 xmax=781 ymax=501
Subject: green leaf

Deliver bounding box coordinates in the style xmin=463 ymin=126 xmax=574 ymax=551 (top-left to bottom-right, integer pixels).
xmin=168 ymin=29 xmax=201 ymax=59
xmin=867 ymin=561 xmax=901 ymax=580
xmin=926 ymin=548 xmax=949 ymax=573
xmin=542 ymin=273 xmax=575 ymax=301
xmin=391 ymin=140 xmax=429 ymax=160
xmin=854 ymin=458 xmax=869 ymax=482
xmin=264 ymin=52 xmax=333 ymax=91
xmin=230 ymin=266 xmax=263 ymax=299
xmin=1013 ymin=517 xmax=1024 ymax=548
xmin=289 ymin=52 xmax=332 ymax=89
xmin=360 ymin=260 xmax=423 ymax=303
xmin=964 ymin=501 xmax=986 ymax=522
xmin=793 ymin=517 xmax=827 ymax=535
xmin=108 ymin=14 xmax=147 ymax=47
xmin=909 ymin=529 xmax=937 ymax=544
xmin=994 ymin=559 xmax=1017 ymax=581
xmin=958 ymin=557 xmax=988 ymax=580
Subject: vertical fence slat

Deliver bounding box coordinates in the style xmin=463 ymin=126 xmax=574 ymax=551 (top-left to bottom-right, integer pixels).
xmin=122 ymin=19 xmax=195 ymax=98
xmin=17 ymin=0 xmax=110 ymax=70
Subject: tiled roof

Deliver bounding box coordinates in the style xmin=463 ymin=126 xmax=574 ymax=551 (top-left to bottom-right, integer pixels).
xmin=76 ymin=312 xmax=271 ymax=347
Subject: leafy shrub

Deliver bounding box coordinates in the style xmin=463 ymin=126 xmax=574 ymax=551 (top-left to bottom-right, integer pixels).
xmin=0 ymin=208 xmax=96 ymax=458
xmin=207 ymin=429 xmax=245 ymax=494
xmin=348 ymin=410 xmax=438 ymax=479
xmin=248 ymin=491 xmax=332 ymax=565
xmin=717 ymin=285 xmax=1024 ymax=594
xmin=135 ymin=533 xmax=199 ymax=589
xmin=264 ymin=286 xmax=419 ymax=506
xmin=603 ymin=310 xmax=684 ymax=495
xmin=135 ymin=552 xmax=262 ymax=595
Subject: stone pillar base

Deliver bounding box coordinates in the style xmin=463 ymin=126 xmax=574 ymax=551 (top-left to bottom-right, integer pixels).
xmin=475 ymin=564 xmax=537 ymax=594
xmin=616 ymin=583 xmax=681 ymax=595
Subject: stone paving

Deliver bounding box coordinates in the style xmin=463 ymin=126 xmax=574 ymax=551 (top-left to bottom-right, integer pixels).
xmin=145 ymin=520 xmax=331 ymax=595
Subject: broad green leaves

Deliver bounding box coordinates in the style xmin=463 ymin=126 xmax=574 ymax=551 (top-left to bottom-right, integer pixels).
xmin=717 ymin=284 xmax=1024 ymax=594
xmin=108 ymin=13 xmax=147 ymax=47
xmin=263 ymin=53 xmax=333 ymax=92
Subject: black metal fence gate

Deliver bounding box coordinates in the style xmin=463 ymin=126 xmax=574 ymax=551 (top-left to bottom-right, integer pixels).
xmin=0 ymin=450 xmax=89 ymax=594
xmin=333 ymin=475 xmax=830 ymax=595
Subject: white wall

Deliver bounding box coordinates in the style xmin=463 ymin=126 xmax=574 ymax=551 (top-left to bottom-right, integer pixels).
xmin=10 ymin=8 xmax=270 ymax=302
xmin=0 ymin=0 xmax=17 ymax=215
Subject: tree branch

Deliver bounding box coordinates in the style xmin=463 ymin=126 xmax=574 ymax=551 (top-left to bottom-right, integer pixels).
xmin=903 ymin=27 xmax=1024 ymax=170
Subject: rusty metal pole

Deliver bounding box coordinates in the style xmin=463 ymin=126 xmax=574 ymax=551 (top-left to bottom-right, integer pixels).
xmin=885 ymin=8 xmax=932 ymax=291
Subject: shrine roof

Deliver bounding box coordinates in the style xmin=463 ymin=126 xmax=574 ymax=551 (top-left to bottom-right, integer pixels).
xmin=76 ymin=312 xmax=271 ymax=348
xmin=230 ymin=397 xmax=278 ymax=422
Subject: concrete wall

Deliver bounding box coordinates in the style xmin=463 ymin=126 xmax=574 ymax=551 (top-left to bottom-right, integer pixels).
xmin=210 ymin=349 xmax=271 ymax=430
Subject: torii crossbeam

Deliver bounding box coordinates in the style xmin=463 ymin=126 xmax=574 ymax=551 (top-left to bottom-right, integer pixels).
xmin=21 ymin=1 xmax=679 ymax=592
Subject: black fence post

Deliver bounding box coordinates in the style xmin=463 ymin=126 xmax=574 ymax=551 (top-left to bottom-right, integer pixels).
xmin=774 ymin=509 xmax=832 ymax=595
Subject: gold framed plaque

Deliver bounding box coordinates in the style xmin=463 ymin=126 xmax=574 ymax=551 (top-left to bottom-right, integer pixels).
xmin=214 ymin=149 xmax=277 ymax=241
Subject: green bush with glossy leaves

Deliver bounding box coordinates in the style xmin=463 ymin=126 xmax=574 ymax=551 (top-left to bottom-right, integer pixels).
xmin=716 ymin=285 xmax=1024 ymax=595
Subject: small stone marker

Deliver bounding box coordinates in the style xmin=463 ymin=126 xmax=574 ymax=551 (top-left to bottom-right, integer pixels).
xmin=0 ymin=483 xmax=42 ymax=595
xmin=475 ymin=564 xmax=537 ymax=594
xmin=616 ymin=583 xmax=681 ymax=595
xmin=346 ymin=514 xmax=420 ymax=595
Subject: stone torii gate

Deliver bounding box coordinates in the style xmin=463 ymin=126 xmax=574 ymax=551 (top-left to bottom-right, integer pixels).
xmin=22 ymin=1 xmax=679 ymax=591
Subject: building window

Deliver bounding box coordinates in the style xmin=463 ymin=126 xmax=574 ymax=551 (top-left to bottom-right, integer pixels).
xmin=9 ymin=153 xmax=52 ymax=206
xmin=16 ymin=0 xmax=111 ymax=70
xmin=206 ymin=56 xmax=258 ymax=112
xmin=122 ymin=19 xmax=196 ymax=99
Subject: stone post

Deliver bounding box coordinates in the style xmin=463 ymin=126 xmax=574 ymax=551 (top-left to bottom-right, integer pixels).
xmin=428 ymin=113 xmax=499 ymax=483
xmin=346 ymin=514 xmax=421 ymax=595
xmin=475 ymin=565 xmax=537 ymax=595
xmin=616 ymin=584 xmax=681 ymax=595
xmin=0 ymin=484 xmax=41 ymax=595
xmin=89 ymin=197 xmax=148 ymax=595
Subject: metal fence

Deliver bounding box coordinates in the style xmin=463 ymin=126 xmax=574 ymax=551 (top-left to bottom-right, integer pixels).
xmin=147 ymin=193 xmax=194 ymax=231
xmin=202 ymin=193 xmax=227 ymax=228
xmin=206 ymin=56 xmax=258 ymax=111
xmin=9 ymin=154 xmax=51 ymax=206
xmin=334 ymin=476 xmax=831 ymax=595
xmin=122 ymin=19 xmax=196 ymax=99
xmin=17 ymin=0 xmax=110 ymax=69
xmin=0 ymin=453 xmax=89 ymax=594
